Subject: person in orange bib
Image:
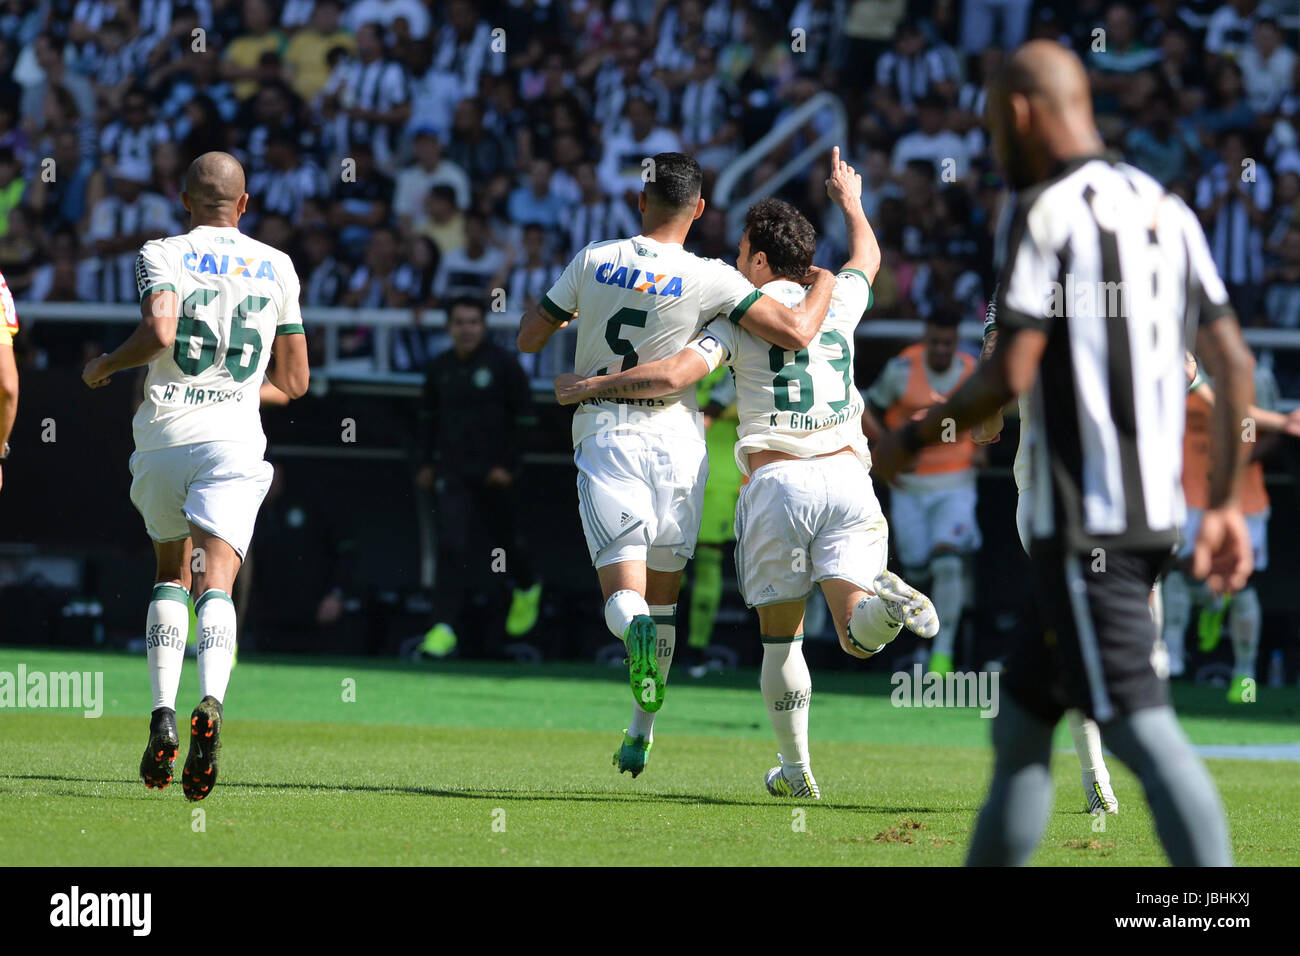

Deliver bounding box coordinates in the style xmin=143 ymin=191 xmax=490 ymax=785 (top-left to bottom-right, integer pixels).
xmin=862 ymin=309 xmax=980 ymax=674
xmin=1163 ymin=359 xmax=1300 ymax=700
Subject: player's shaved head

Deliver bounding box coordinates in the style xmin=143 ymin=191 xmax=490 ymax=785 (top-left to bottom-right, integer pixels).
xmin=986 ymin=40 xmax=1104 ymax=189
xmin=183 ymin=152 xmax=248 ymax=223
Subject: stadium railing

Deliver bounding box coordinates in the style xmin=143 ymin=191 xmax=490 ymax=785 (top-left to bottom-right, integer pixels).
xmin=714 ymin=91 xmax=848 ymax=243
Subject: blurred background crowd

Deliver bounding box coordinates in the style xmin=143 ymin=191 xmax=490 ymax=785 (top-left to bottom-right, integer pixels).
xmin=0 ymin=0 xmax=1298 ymax=382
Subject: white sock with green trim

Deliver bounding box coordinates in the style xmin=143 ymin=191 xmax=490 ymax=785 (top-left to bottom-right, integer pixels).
xmin=760 ymin=635 xmax=812 ymax=771
xmin=928 ymin=554 xmax=964 ymax=657
xmin=628 ymin=604 xmax=677 ymax=739
xmin=604 ymin=589 xmax=648 ymax=641
xmin=1229 ymin=586 xmax=1260 ymax=680
xmin=147 ymin=582 xmax=190 ymax=711
xmin=195 ymin=589 xmax=237 ymax=703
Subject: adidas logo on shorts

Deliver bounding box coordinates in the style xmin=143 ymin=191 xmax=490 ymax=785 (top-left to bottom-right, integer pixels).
xmin=620 ymin=512 xmax=632 ymax=525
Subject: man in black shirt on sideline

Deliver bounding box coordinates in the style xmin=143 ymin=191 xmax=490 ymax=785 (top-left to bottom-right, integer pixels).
xmin=416 ymin=296 xmax=540 ymax=657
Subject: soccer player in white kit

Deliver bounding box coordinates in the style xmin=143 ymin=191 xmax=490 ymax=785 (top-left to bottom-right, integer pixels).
xmin=518 ymin=153 xmax=836 ymax=777
xmin=555 ymin=150 xmax=939 ymax=797
xmin=81 ymin=152 xmax=310 ymax=801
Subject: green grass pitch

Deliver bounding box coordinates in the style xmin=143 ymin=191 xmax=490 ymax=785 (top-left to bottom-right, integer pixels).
xmin=1 ymin=647 xmax=1297 ymax=866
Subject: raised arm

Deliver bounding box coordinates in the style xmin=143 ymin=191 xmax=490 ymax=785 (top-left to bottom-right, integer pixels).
xmin=825 ymin=146 xmax=881 ymax=282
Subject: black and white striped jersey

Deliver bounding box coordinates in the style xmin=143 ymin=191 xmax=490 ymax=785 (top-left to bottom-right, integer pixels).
xmin=997 ymin=155 xmax=1235 ymax=552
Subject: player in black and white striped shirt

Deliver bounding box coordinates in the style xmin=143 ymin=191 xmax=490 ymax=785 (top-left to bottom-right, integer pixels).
xmin=874 ymin=41 xmax=1256 ymax=867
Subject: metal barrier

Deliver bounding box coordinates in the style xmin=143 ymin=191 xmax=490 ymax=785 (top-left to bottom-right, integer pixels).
xmin=714 ymin=91 xmax=849 ymax=242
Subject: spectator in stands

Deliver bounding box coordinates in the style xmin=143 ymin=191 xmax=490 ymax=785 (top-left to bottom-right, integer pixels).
xmin=432 ymin=211 xmax=504 ymax=303
xmin=346 ymin=0 xmax=431 ymax=41
xmin=284 ymin=0 xmax=354 ymax=101
xmin=329 ymin=142 xmax=393 ymax=258
xmin=444 ymin=96 xmax=511 ymax=183
xmin=494 ymin=223 xmax=559 ymax=319
xmin=100 ymin=86 xmax=172 ymax=174
xmin=891 ymin=93 xmax=971 ymax=182
xmin=598 ymin=94 xmax=682 ymax=202
xmin=20 ymin=33 xmax=95 ymax=128
xmin=562 ymin=161 xmax=638 ymax=260
xmin=1089 ymin=4 xmax=1163 ymax=114
xmin=300 ymin=224 xmax=347 ymax=307
xmin=26 ymin=128 xmax=94 ymax=229
xmin=1265 ymin=225 xmax=1300 ymax=329
xmin=0 ymin=149 xmax=25 ymax=240
xmin=343 ymin=225 xmax=416 ymax=309
xmin=506 ymin=157 xmax=566 ymax=235
xmin=1239 ymin=17 xmax=1295 ymax=115
xmin=81 ymin=158 xmax=177 ymax=303
xmin=223 ymin=0 xmax=287 ymax=101
xmin=248 ymin=131 xmax=327 ymax=224
xmin=679 ymin=44 xmax=741 ymax=171
xmin=414 ymin=184 xmax=467 ymax=256
xmin=1125 ymin=87 xmax=1194 ymax=187
xmin=321 ymin=22 xmax=410 ymax=171
xmin=1204 ymin=0 xmax=1265 ymax=60
xmin=875 ymin=19 xmax=955 ymax=112
xmin=394 ymin=129 xmax=471 ymax=235
xmin=431 ymin=0 xmax=504 ymax=97
xmin=415 ymin=295 xmax=540 ymax=658
xmin=1197 ymin=129 xmax=1272 ymax=325
xmin=959 ymin=0 xmax=1032 ymax=55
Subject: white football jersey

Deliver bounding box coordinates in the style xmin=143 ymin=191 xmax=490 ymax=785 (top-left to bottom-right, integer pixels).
xmin=132 ymin=225 xmax=303 ymax=453
xmin=687 ymin=270 xmax=873 ymax=475
xmin=542 ymin=234 xmax=765 ymax=447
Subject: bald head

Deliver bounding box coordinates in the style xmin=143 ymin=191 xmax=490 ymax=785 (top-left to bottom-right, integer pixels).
xmin=987 ymin=40 xmax=1104 ymax=189
xmin=1001 ymin=40 xmax=1094 ymax=116
xmin=183 ymin=151 xmax=247 ymax=217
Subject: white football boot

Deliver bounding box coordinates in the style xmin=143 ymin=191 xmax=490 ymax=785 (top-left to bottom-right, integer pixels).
xmin=873 ymin=570 xmax=940 ymax=638
xmin=764 ymin=753 xmax=821 ymax=799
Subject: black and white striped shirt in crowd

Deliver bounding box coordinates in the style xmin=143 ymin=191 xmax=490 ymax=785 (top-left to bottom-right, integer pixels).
xmin=326 ymin=56 xmax=410 ymax=158
xmin=679 ymin=76 xmax=737 ymax=149
xmin=998 ymin=155 xmax=1234 ymax=552
xmin=875 ymin=47 xmax=955 ymax=110
xmin=1195 ymin=160 xmax=1273 ymax=286
xmin=248 ymin=161 xmax=329 ymax=222
xmin=562 ymin=198 xmax=639 ymax=259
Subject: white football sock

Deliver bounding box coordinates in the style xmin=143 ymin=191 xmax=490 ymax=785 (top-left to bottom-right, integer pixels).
xmin=1161 ymin=571 xmax=1191 ymax=676
xmin=1149 ymin=578 xmax=1163 ymax=635
xmin=760 ymin=635 xmax=812 ymax=770
xmin=628 ymin=604 xmax=677 ymax=739
xmin=1067 ymin=709 xmax=1110 ymax=784
xmin=848 ymin=596 xmax=902 ymax=653
xmin=1229 ymin=586 xmax=1260 ymax=680
xmin=146 ymin=582 xmax=190 ymax=711
xmin=928 ymin=554 xmax=964 ymax=657
xmin=604 ymin=589 xmax=649 ymax=641
xmin=195 ymin=589 xmax=237 ymax=703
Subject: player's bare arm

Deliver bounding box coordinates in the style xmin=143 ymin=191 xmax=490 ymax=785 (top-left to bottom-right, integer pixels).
xmin=266 ymin=331 xmax=310 ymax=399
xmin=517 ymin=301 xmax=570 ymax=353
xmin=969 ymin=324 xmax=1004 ymax=445
xmin=825 ymin=146 xmax=881 ymax=282
xmin=873 ymin=324 xmax=1047 ymax=482
xmin=82 ymin=290 xmax=181 ymax=388
xmin=555 ymin=348 xmax=711 ymax=405
xmin=737 ymin=266 xmax=835 ymax=351
xmin=1194 ymin=377 xmax=1300 ymax=436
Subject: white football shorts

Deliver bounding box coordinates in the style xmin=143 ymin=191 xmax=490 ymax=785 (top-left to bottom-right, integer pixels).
xmin=573 ymin=431 xmax=707 ymax=572
xmin=129 ymin=441 xmax=274 ymax=558
xmin=734 ymin=453 xmax=889 ymax=607
xmin=889 ymin=482 xmax=980 ymax=568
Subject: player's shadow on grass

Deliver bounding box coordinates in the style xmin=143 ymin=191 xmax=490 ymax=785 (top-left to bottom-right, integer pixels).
xmin=1 ymin=773 xmax=944 ymax=813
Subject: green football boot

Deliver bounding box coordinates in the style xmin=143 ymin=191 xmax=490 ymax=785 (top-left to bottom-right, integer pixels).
xmin=1226 ymin=674 xmax=1254 ymax=704
xmin=927 ymin=651 xmax=955 ymax=675
xmin=1198 ymin=596 xmax=1230 ymax=653
xmin=418 ymin=622 xmax=458 ymax=658
xmin=505 ymin=582 xmax=542 ymax=636
xmin=613 ymin=731 xmax=653 ymax=777
xmin=624 ymin=615 xmax=664 ymax=712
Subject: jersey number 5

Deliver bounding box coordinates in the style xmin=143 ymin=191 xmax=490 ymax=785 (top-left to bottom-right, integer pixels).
xmin=174 ymin=288 xmax=268 ymax=382
xmin=600 ymin=307 xmax=648 ymax=373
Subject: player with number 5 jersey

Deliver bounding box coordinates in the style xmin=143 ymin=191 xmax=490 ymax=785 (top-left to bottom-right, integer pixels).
xmin=554 ymin=149 xmax=940 ymax=799
xmin=519 ymin=152 xmax=836 ymax=779
xmin=81 ymin=152 xmax=310 ymax=804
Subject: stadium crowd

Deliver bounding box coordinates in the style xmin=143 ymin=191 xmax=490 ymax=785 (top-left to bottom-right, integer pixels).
xmin=0 ymin=0 xmax=1296 ymax=384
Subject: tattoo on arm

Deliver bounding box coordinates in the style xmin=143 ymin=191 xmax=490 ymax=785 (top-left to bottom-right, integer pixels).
xmin=588 ymin=378 xmax=658 ymax=399
xmin=980 ymin=327 xmax=998 ymax=363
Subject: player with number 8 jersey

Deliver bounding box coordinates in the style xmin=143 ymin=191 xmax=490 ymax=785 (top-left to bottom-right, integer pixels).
xmin=518 ymin=153 xmax=836 ymax=778
xmin=81 ymin=152 xmax=310 ymax=803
